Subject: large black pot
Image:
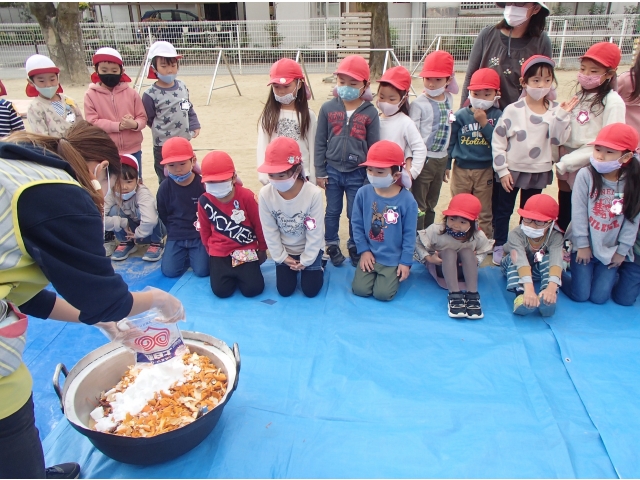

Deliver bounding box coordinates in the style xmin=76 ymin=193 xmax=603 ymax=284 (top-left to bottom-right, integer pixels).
xmin=52 ymin=331 xmax=240 ymax=465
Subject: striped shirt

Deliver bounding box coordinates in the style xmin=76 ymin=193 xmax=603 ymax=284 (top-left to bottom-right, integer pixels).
xmin=0 ymin=99 xmax=25 ymax=138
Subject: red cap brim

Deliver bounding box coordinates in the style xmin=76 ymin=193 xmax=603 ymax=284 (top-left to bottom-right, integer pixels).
xmin=257 ymin=162 xmax=299 ymax=174
xmin=201 ymin=172 xmax=235 ymax=182
xmin=468 ymin=84 xmax=499 ymax=91
xmin=267 ymin=76 xmax=296 ymax=86
xmin=517 ymin=208 xmax=554 ymax=222
xmin=160 ymin=155 xmax=193 ymax=165
xmin=588 ymin=139 xmax=633 ymax=151
xmin=441 ymin=208 xmax=477 ymax=221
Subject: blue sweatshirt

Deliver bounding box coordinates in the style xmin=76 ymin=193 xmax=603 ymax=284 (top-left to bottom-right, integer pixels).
xmin=447 ymin=106 xmax=503 ymax=170
xmin=156 ymin=173 xmax=205 ymax=241
xmin=352 ymin=184 xmax=418 ymax=266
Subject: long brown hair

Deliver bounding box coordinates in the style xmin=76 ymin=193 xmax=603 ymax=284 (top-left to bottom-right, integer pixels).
xmin=5 ymin=120 xmax=121 ymax=211
xmin=259 ymin=81 xmax=311 ymax=139
xmin=626 ymin=53 xmax=640 ymax=102
xmin=495 ymin=3 xmax=549 ymax=37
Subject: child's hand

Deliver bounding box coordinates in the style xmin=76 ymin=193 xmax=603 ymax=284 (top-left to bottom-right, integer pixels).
xmin=316 ymin=177 xmax=328 ymax=190
xmin=284 ymin=256 xmax=301 ymax=270
xmin=397 ymin=264 xmax=410 ymax=282
xmin=191 ymin=128 xmax=201 ymax=139
xmin=360 ymin=251 xmax=375 ymax=272
xmin=257 ymin=250 xmax=267 ymax=265
xmin=472 ymin=107 xmax=488 ymax=126
xmin=124 ymin=225 xmax=135 ymax=241
xmin=539 ymin=285 xmax=558 ymax=305
xmin=120 ymin=117 xmax=137 ymax=130
xmin=560 ymin=96 xmax=579 ymax=113
xmin=443 ymin=169 xmax=451 ymax=183
xmin=500 ymin=173 xmax=514 ymax=193
xmin=425 ymin=252 xmax=443 ymax=265
xmin=609 ymin=252 xmax=625 ymax=269
xmin=523 ymin=284 xmax=540 ymax=308
xmin=576 ymin=247 xmax=592 ymax=265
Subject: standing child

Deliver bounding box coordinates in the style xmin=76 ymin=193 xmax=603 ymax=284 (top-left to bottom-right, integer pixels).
xmin=376 ymin=66 xmax=427 ymax=180
xmin=415 ymin=194 xmax=492 ymax=319
xmin=351 ymin=141 xmax=418 ymax=302
xmin=314 ymin=55 xmax=380 ymax=267
xmin=142 ymin=41 xmax=201 ymax=183
xmin=492 ymin=55 xmax=576 ymax=265
xmin=562 ymin=123 xmax=640 ymax=304
xmin=84 ymin=47 xmax=147 ymax=178
xmin=501 ymin=194 xmax=563 ymax=317
xmin=617 ymin=48 xmax=640 ymax=146
xmin=410 ymin=50 xmax=457 ymax=231
xmin=25 ymin=54 xmax=82 ymax=137
xmin=258 ymin=137 xmax=325 ymax=298
xmin=0 ymin=79 xmax=25 ymax=137
xmin=257 ymin=58 xmax=317 ymax=185
xmin=156 ymin=137 xmax=209 ymax=278
xmin=555 ymin=42 xmax=625 ymax=231
xmin=104 ymin=154 xmax=165 ymax=262
xmin=198 ymin=151 xmax=267 ymax=298
xmin=448 ymin=68 xmax=503 ymax=239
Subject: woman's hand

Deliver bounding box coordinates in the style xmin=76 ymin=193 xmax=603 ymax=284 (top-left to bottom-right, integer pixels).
xmin=360 ymin=251 xmax=375 ymax=272
xmin=576 ymin=247 xmax=592 ymax=265
xmin=500 ymin=173 xmax=514 ymax=193
xmin=609 ymin=252 xmax=625 ymax=269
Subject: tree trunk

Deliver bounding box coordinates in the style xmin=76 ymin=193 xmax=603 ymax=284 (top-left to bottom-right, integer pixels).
xmin=356 ymin=2 xmax=390 ymax=80
xmin=29 ymin=2 xmax=88 ymax=85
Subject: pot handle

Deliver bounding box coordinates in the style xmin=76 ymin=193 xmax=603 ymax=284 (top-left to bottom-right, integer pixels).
xmin=232 ymin=343 xmax=240 ymax=391
xmin=52 ymin=363 xmax=68 ymax=413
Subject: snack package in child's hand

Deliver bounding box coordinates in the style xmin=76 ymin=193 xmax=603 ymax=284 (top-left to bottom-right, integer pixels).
xmin=115 ymin=308 xmax=187 ymax=365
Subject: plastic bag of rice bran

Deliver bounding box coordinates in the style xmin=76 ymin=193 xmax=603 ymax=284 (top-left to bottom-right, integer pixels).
xmin=116 ymin=308 xmax=187 ymax=365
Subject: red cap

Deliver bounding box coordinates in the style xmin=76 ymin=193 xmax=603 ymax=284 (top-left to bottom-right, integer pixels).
xmin=521 ymin=55 xmax=555 ymax=76
xmin=420 ymin=51 xmax=454 ymax=78
xmin=268 ymin=58 xmax=304 ymax=86
xmin=161 ymin=137 xmax=194 ymax=165
xmin=589 ymin=123 xmax=639 ymax=152
xmin=334 ymin=55 xmax=370 ymax=82
xmin=468 ymin=68 xmax=501 ymax=91
xmin=361 ymin=140 xmax=405 ymax=168
xmin=442 ymin=194 xmax=481 ymax=221
xmin=119 ymin=154 xmax=139 ymax=171
xmin=201 ymin=151 xmax=236 ymax=182
xmin=518 ymin=194 xmax=559 ymax=222
xmin=582 ymin=42 xmax=621 ymax=69
xmin=377 ymin=66 xmax=411 ymax=92
xmin=258 ymin=137 xmax=302 ymax=174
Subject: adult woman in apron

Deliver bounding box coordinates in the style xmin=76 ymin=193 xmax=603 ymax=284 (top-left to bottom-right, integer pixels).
xmin=0 ymin=120 xmax=184 ymax=478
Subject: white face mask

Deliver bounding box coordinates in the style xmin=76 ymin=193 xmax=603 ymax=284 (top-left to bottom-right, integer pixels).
xmin=503 ymin=5 xmax=531 ymax=27
xmin=269 ymin=174 xmax=298 ymax=192
xmin=205 ymin=181 xmax=233 ymax=198
xmin=376 ymin=100 xmax=401 ymax=116
xmin=526 ymin=87 xmax=550 ymax=101
xmin=274 ymin=80 xmax=298 ymax=105
xmin=521 ymin=224 xmax=547 ymax=239
xmin=469 ymin=96 xmax=495 ymax=110
xmin=424 ymin=87 xmax=445 ymax=97
xmin=367 ymin=173 xmax=395 ymax=189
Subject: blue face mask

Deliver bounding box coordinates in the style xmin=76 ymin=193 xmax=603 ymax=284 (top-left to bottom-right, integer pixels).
xmin=445 ymin=225 xmax=468 ymax=239
xmin=168 ymin=171 xmax=192 ymax=183
xmin=36 ymin=85 xmax=58 ymax=99
xmin=337 ymin=85 xmax=363 ymax=101
xmin=118 ymin=190 xmax=136 ymax=201
xmin=155 ymin=71 xmax=177 ymax=84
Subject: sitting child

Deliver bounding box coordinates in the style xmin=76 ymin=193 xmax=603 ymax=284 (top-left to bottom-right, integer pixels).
xmin=198 ymin=150 xmax=267 ymax=298
xmin=351 ymin=140 xmax=418 ymax=302
xmin=415 ymin=193 xmax=492 ymax=319
xmin=501 ymin=194 xmax=563 ymax=317
xmin=104 ymin=154 xmax=165 ymax=262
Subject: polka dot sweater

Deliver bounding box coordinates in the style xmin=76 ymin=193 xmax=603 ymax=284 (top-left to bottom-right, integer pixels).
xmin=491 ymin=99 xmax=571 ymax=179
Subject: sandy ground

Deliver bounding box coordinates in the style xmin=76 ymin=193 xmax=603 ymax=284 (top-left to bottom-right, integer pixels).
xmin=2 ymin=69 xmax=583 ymax=255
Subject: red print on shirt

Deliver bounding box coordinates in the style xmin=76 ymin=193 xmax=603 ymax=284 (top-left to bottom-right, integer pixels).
xmin=589 ymin=188 xmax=621 ymax=231
xmin=328 ymin=111 xmax=345 ymax=136
xmin=350 ymin=113 xmax=370 ymax=140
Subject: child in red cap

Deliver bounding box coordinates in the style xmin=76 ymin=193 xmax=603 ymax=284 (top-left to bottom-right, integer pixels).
xmin=351 ymin=141 xmax=418 ymax=302
xmin=84 ymin=48 xmax=147 ymax=179
xmin=156 ymin=137 xmax=209 ymax=278
xmin=415 ymin=193 xmax=492 ymax=318
xmin=501 ymin=194 xmax=563 ymax=317
xmin=314 ymin=55 xmax=380 ymax=268
xmin=258 ymin=137 xmax=325 ymax=298
xmin=104 ymin=154 xmax=165 ymax=262
xmin=555 ymin=42 xmax=626 ymax=232
xmin=410 ymin=50 xmax=458 ymax=232
xmin=376 ymin=66 xmax=426 ymax=181
xmin=0 ymin=79 xmax=24 ymax=137
xmin=448 ymin=68 xmax=503 ymax=239
xmin=198 ymin=150 xmax=267 ymax=298
xmin=258 ymin=58 xmax=317 ymax=185
xmin=563 ymin=123 xmax=640 ymax=305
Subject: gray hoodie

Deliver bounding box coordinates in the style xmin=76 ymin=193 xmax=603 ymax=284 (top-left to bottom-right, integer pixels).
xmin=104 ymin=184 xmax=160 ymax=240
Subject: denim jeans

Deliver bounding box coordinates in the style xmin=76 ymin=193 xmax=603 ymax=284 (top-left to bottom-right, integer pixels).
xmin=612 ymin=261 xmax=640 ymax=306
xmin=561 ymin=252 xmax=618 ymax=304
xmin=0 ymin=395 xmax=45 ymax=478
xmin=161 ymin=238 xmax=209 ymax=278
xmin=324 ymin=164 xmax=366 ymax=249
xmin=107 ymin=205 xmax=166 ymax=244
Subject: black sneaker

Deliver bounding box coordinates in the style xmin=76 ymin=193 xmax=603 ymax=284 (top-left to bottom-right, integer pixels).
xmin=45 ymin=463 xmax=81 ymax=479
xmin=348 ymin=246 xmax=360 ymax=267
xmin=465 ymin=291 xmax=484 ymax=319
xmin=104 ymin=231 xmax=115 ymax=242
xmin=326 ymin=245 xmax=345 ymax=267
xmin=448 ymin=292 xmax=467 ymax=318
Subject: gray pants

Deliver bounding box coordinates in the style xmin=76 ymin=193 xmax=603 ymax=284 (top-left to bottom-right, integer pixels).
xmin=352 ymin=262 xmax=400 ymax=302
xmin=412 ymin=156 xmax=448 ymax=231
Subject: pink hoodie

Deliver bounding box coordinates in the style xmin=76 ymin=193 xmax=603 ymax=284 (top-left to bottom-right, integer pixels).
xmin=84 ymin=82 xmax=147 ymax=155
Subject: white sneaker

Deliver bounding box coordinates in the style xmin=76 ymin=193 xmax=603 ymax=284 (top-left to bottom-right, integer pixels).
xmin=492 ymin=245 xmax=504 ymax=265
xmin=104 ymin=240 xmax=117 ymax=257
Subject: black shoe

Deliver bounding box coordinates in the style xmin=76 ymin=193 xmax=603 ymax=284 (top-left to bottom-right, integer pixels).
xmin=465 ymin=291 xmax=484 ymax=319
xmin=448 ymin=292 xmax=467 ymax=318
xmin=326 ymin=245 xmax=345 ymax=266
xmin=348 ymin=246 xmax=360 ymax=267
xmin=104 ymin=230 xmax=115 ymax=242
xmin=45 ymin=463 xmax=81 ymax=479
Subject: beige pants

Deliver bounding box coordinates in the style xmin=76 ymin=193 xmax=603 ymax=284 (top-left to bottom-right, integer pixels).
xmin=450 ymin=163 xmax=494 ymax=239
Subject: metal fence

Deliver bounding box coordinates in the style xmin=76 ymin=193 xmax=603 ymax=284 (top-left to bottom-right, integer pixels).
xmin=0 ymin=14 xmax=638 ymax=75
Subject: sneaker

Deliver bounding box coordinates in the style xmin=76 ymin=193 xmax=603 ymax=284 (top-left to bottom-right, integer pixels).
xmin=513 ymin=294 xmax=536 ymax=316
xmin=104 ymin=231 xmax=116 ymax=257
xmin=447 ymin=292 xmax=467 ymax=318
xmin=465 ymin=291 xmax=484 ymax=319
xmin=538 ymin=299 xmax=556 ymax=317
xmin=111 ymin=242 xmax=137 ymax=261
xmin=492 ymin=245 xmax=504 ymax=265
xmin=348 ymin=246 xmax=360 ymax=267
xmin=45 ymin=463 xmax=81 ymax=479
xmin=142 ymin=243 xmax=164 ymax=262
xmin=326 ymin=245 xmax=345 ymax=267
